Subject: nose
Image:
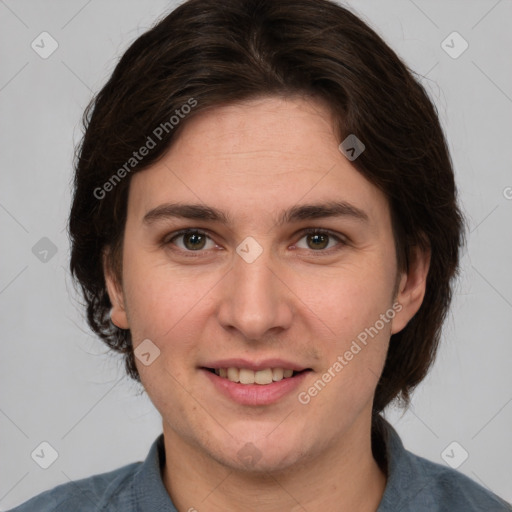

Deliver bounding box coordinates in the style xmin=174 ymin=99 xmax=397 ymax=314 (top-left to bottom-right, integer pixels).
xmin=216 ymin=239 xmax=294 ymax=341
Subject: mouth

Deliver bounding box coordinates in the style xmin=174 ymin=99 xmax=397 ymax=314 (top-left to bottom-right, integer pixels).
xmin=200 ymin=359 xmax=314 ymax=405
xmin=202 ymin=367 xmax=312 ymax=385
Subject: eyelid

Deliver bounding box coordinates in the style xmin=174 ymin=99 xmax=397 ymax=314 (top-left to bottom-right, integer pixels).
xmin=163 ymin=227 xmax=347 ymax=254
xmin=292 ymin=228 xmax=347 ymax=253
xmin=163 ymin=228 xmax=219 ymax=254
xmin=299 ymin=227 xmax=347 ymax=243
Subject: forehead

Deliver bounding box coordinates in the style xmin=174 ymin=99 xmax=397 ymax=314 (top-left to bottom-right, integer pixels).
xmin=127 ymin=96 xmax=390 ymax=231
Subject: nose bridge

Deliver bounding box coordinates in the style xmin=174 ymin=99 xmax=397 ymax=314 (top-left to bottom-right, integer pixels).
xmin=218 ymin=236 xmax=292 ymax=339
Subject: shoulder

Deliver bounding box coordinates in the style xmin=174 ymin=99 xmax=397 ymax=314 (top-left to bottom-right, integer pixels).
xmin=6 ymin=461 xmax=141 ymax=512
xmin=377 ymin=417 xmax=512 ymax=512
xmin=406 ymin=451 xmax=512 ymax=511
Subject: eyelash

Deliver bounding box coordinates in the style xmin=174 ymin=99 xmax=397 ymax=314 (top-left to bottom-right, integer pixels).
xmin=163 ymin=228 xmax=347 ymax=257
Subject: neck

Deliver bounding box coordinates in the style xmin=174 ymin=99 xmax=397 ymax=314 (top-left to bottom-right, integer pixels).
xmin=162 ymin=414 xmax=387 ymax=512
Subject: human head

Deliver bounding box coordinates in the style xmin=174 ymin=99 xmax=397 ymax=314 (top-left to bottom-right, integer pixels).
xmin=69 ymin=0 xmax=465 ymax=420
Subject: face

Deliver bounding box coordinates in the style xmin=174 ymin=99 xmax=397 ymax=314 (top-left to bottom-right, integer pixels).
xmin=106 ymin=96 xmax=428 ymax=473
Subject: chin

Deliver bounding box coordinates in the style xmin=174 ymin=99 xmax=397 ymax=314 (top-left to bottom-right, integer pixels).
xmin=221 ymin=447 xmax=309 ymax=475
xmin=206 ymin=429 xmax=314 ymax=475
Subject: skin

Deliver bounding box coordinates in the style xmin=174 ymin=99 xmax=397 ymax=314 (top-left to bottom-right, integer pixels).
xmin=105 ymin=96 xmax=430 ymax=512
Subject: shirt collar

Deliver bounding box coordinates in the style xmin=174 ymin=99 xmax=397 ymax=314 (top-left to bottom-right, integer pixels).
xmin=376 ymin=415 xmax=433 ymax=511
xmin=131 ymin=433 xmax=178 ymax=512
xmin=130 ymin=415 xmax=416 ymax=511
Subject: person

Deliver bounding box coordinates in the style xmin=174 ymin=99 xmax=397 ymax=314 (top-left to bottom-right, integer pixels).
xmin=8 ymin=0 xmax=511 ymax=510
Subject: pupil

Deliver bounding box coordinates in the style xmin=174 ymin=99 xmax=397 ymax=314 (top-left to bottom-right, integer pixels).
xmin=309 ymin=233 xmax=328 ymax=250
xmin=185 ymin=233 xmax=205 ymax=250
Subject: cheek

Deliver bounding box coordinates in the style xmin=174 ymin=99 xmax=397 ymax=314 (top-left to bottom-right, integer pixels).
xmin=291 ymin=260 xmax=394 ymax=403
xmin=293 ymin=259 xmax=395 ymax=340
xmin=121 ymin=260 xmax=222 ymax=397
xmin=122 ymin=250 xmax=213 ymax=340
xmin=301 ymin=278 xmax=394 ymax=416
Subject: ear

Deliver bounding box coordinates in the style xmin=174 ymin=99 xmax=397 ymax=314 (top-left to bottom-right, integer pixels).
xmin=391 ymin=243 xmax=431 ymax=335
xmin=103 ymin=249 xmax=130 ymax=330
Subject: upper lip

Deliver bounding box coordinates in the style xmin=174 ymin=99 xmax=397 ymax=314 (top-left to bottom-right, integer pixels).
xmin=201 ymin=358 xmax=310 ymax=372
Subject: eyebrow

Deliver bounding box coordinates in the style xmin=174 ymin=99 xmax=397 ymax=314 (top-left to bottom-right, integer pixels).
xmin=142 ymin=200 xmax=369 ymax=226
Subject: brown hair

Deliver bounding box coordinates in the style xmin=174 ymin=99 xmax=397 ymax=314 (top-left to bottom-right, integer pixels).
xmin=69 ymin=0 xmax=465 ymax=416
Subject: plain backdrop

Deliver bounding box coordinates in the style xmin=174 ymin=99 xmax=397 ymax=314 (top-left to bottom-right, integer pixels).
xmin=1 ymin=0 xmax=511 ymax=509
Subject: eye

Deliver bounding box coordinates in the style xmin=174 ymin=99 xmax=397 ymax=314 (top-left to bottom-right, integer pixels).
xmin=166 ymin=229 xmax=217 ymax=251
xmin=294 ymin=228 xmax=346 ymax=252
xmin=163 ymin=227 xmax=346 ymax=255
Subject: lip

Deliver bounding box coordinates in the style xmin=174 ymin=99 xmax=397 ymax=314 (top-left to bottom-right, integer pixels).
xmin=201 ymin=358 xmax=308 ymax=372
xmin=202 ymin=368 xmax=311 ymax=406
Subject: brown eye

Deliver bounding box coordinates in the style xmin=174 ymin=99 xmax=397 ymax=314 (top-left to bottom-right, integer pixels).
xmin=182 ymin=232 xmax=207 ymax=250
xmin=306 ymin=232 xmax=329 ymax=250
xmin=167 ymin=230 xmax=215 ymax=251
xmin=295 ymin=229 xmax=346 ymax=252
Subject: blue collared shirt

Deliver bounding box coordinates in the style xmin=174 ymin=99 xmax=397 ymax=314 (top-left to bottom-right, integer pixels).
xmin=7 ymin=417 xmax=511 ymax=511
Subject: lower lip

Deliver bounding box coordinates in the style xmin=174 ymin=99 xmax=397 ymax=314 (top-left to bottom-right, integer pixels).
xmin=202 ymin=369 xmax=310 ymax=406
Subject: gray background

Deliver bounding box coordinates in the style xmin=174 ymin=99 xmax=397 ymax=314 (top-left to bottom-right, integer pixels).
xmin=1 ymin=0 xmax=511 ymax=508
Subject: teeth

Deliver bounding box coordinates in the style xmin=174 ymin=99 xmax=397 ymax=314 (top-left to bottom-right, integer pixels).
xmin=214 ymin=367 xmax=299 ymax=384
xmin=272 ymin=368 xmax=284 ymax=381
xmin=227 ymin=367 xmax=240 ymax=383
xmin=254 ymin=368 xmax=273 ymax=385
xmin=239 ymin=368 xmax=255 ymax=384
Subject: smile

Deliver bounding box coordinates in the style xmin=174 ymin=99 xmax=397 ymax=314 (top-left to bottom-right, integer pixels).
xmin=202 ymin=367 xmax=312 ymax=406
xmin=206 ymin=367 xmax=307 ymax=385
